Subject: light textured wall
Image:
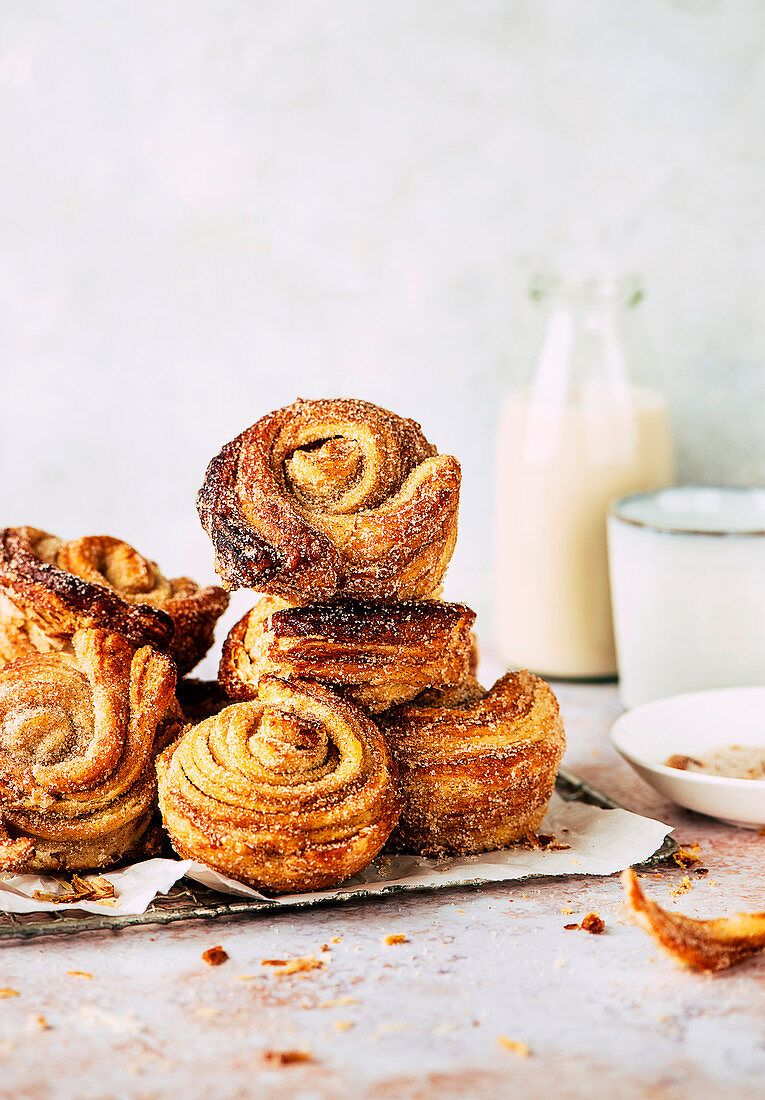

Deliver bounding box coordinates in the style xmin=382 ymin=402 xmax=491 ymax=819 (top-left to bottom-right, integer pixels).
xmin=1 ymin=0 xmax=764 ymax=672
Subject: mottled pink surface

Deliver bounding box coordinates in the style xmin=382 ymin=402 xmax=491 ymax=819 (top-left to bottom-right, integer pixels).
xmin=0 ymin=683 xmax=764 ymax=1100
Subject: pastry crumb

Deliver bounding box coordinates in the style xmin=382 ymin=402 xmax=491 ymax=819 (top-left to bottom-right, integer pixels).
xmin=382 ymin=934 xmax=407 ymax=946
xmin=673 ymin=843 xmax=702 ymax=869
xmin=563 ymin=923 xmax=579 ymax=931
xmin=581 ymin=913 xmax=605 ymax=935
xmin=670 ymin=876 xmax=693 ymax=898
xmin=67 ymin=971 xmax=93 ymax=979
xmin=234 ymin=974 xmax=258 ymax=982
xmin=202 ymin=946 xmax=229 ymax=967
xmin=333 ymin=1020 xmax=355 ymax=1031
xmin=331 ymin=937 xmax=342 ymax=944
xmin=271 ymin=954 xmax=324 ymax=976
xmin=263 ymin=1049 xmax=313 ymax=1065
xmin=320 ymin=997 xmax=359 ymax=1009
xmin=27 ymin=1015 xmax=50 ymax=1032
xmin=497 ymin=1036 xmax=531 ymax=1057
xmin=0 ymin=989 xmax=19 ymax=998
xmin=320 ymin=944 xmax=331 ymax=952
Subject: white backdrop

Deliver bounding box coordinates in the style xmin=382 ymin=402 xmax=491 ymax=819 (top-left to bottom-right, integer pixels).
xmin=1 ymin=1 xmax=764 ymax=674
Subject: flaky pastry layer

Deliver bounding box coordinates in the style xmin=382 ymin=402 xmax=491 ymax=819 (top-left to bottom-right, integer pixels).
xmin=0 ymin=527 xmax=228 ymax=675
xmin=197 ymin=398 xmax=461 ymax=601
xmin=381 ymin=671 xmax=565 ymax=857
xmin=219 ymin=596 xmax=477 ymax=712
xmin=622 ymin=868 xmax=765 ymax=972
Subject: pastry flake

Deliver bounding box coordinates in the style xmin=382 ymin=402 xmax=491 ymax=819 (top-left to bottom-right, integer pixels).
xmin=197 ymin=398 xmax=461 ymax=600
xmin=622 ymin=867 xmax=765 ymax=972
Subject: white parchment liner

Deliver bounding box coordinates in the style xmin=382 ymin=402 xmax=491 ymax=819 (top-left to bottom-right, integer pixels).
xmin=0 ymin=794 xmax=672 ymax=915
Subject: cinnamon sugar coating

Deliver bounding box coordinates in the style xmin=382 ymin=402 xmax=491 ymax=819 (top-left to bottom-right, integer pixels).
xmin=219 ymin=596 xmax=476 ymax=712
xmin=380 ymin=671 xmax=565 ymax=857
xmin=0 ymin=629 xmax=181 ymax=872
xmin=157 ymin=676 xmax=401 ymax=893
xmin=0 ymin=527 xmax=228 ymax=675
xmin=197 ymin=398 xmax=461 ymax=600
xmin=622 ymin=868 xmax=765 ymax=972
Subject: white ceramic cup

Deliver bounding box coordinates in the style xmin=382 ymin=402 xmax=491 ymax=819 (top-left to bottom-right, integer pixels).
xmin=608 ymin=486 xmax=765 ymax=708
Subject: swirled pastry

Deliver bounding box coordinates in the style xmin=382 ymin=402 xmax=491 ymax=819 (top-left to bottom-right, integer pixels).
xmin=0 ymin=527 xmax=229 ymax=675
xmin=157 ymin=676 xmax=401 ymax=893
xmin=197 ymin=398 xmax=461 ymax=600
xmin=219 ymin=596 xmax=476 ymax=713
xmin=0 ymin=629 xmax=181 ymax=872
xmin=380 ymin=671 xmax=565 ymax=857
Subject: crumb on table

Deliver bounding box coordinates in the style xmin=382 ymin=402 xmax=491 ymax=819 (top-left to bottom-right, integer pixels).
xmin=202 ymin=946 xmax=229 ymax=967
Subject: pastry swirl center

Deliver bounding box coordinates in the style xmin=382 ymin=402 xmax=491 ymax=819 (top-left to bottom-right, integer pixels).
xmin=56 ymin=537 xmax=174 ymax=600
xmin=251 ymin=710 xmax=330 ymax=775
xmin=285 ymin=438 xmax=362 ymax=506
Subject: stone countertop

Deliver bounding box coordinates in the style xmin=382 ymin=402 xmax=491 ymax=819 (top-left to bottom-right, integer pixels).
xmin=1 ymin=683 xmax=764 ymax=1100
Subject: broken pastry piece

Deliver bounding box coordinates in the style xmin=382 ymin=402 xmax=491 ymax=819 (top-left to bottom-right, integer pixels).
xmin=157 ymin=676 xmax=401 ymax=893
xmin=219 ymin=596 xmax=476 ymax=712
xmin=380 ymin=670 xmax=565 ymax=857
xmin=621 ymin=867 xmax=765 ymax=972
xmin=0 ymin=629 xmax=181 ymax=872
xmin=197 ymin=397 xmax=461 ymax=601
xmin=0 ymin=527 xmax=228 ymax=675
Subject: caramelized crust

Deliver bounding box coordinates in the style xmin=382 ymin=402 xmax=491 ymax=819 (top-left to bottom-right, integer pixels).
xmin=219 ymin=596 xmax=476 ymax=712
xmin=380 ymin=671 xmax=565 ymax=857
xmin=197 ymin=398 xmax=461 ymax=600
xmin=0 ymin=527 xmax=228 ymax=675
xmin=622 ymin=868 xmax=765 ymax=972
xmin=157 ymin=676 xmax=401 ymax=893
xmin=0 ymin=629 xmax=181 ymax=872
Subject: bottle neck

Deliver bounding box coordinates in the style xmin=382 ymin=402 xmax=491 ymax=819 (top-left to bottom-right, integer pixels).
xmin=524 ymin=274 xmax=657 ymax=401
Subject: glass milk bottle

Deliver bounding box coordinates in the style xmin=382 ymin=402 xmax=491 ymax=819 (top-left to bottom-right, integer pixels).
xmin=494 ymin=274 xmax=675 ymax=679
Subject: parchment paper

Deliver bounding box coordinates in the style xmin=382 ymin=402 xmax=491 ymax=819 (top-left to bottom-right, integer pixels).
xmin=0 ymin=794 xmax=672 ymax=915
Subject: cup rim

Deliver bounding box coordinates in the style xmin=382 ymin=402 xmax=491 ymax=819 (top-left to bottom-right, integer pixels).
xmin=609 ymin=485 xmax=765 ymax=538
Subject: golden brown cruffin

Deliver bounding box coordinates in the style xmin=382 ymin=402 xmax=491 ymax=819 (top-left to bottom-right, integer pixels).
xmin=218 ymin=595 xmax=477 ymax=713
xmin=0 ymin=527 xmax=229 ymax=675
xmin=0 ymin=628 xmax=182 ymax=873
xmin=621 ymin=868 xmax=765 ymax=972
xmin=197 ymin=397 xmax=461 ymax=601
xmin=156 ymin=676 xmax=401 ymax=893
xmin=380 ymin=671 xmax=565 ymax=857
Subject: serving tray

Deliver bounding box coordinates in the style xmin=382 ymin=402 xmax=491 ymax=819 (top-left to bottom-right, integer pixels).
xmin=0 ymin=768 xmax=677 ymax=942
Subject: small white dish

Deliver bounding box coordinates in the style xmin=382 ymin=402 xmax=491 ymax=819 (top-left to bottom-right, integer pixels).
xmin=611 ymin=687 xmax=765 ymax=828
